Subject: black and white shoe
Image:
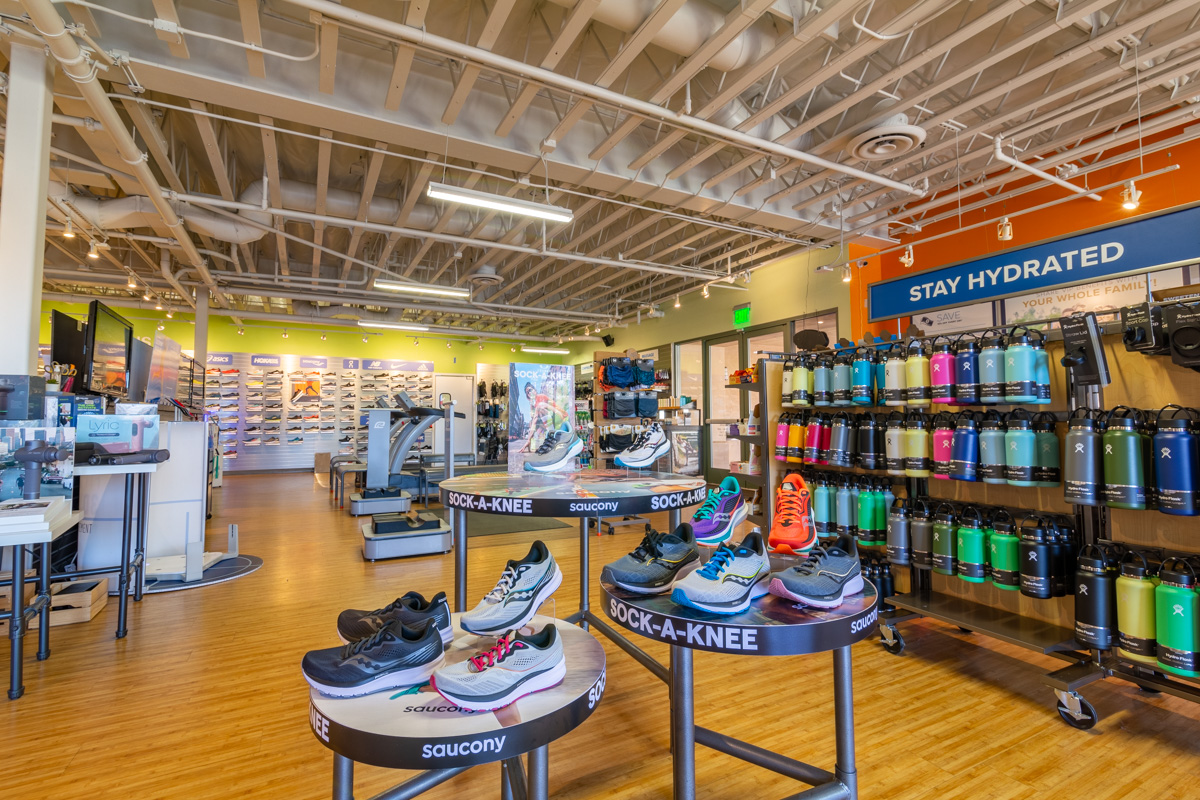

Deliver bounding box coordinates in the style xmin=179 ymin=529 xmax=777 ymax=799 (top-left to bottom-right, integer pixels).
xmin=614 ymin=423 xmax=670 ymax=469
xmin=461 ymin=541 xmax=562 ymax=635
xmin=523 ymin=424 xmax=583 ymax=473
xmin=302 ymin=620 xmax=445 ymax=698
xmin=336 ymin=591 xmax=453 ymax=645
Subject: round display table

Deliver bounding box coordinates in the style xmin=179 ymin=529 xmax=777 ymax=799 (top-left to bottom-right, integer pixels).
xmin=309 ymin=616 xmax=606 ymax=800
xmin=602 ymin=576 xmax=879 ymax=800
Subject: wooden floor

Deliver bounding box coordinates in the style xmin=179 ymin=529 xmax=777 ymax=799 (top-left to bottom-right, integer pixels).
xmin=3 ymin=474 xmax=1199 ymax=800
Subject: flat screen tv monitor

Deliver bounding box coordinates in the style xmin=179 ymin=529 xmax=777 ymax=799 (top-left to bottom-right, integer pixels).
xmin=83 ymin=301 xmax=133 ymax=399
xmin=49 ymin=309 xmax=87 ymax=383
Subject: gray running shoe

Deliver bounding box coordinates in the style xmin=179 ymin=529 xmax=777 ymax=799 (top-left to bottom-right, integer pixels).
xmin=602 ymin=523 xmax=700 ymax=594
xmin=670 ymin=530 xmax=770 ymax=615
xmin=523 ymin=423 xmax=583 ymax=472
xmin=301 ymin=620 xmax=444 ymax=698
xmin=336 ymin=591 xmax=453 ymax=646
xmin=461 ymin=541 xmax=563 ymax=635
xmin=431 ymin=625 xmax=566 ymax=712
xmin=768 ymin=535 xmax=863 ymax=609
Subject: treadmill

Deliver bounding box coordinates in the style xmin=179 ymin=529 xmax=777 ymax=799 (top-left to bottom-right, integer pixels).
xmin=348 ymin=392 xmax=447 ymax=515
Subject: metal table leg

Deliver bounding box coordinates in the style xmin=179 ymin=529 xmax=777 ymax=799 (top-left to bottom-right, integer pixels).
xmin=36 ymin=541 xmax=50 ymax=661
xmin=134 ymin=473 xmax=150 ymax=602
xmin=671 ymin=644 xmax=695 ymax=800
xmin=332 ymin=753 xmax=354 ymax=800
xmin=502 ymin=757 xmax=527 ymax=800
xmin=832 ymin=645 xmax=858 ymax=800
xmin=669 ymin=508 xmax=681 ymax=533
xmin=453 ymin=507 xmax=468 ymax=613
xmin=527 ymin=744 xmax=549 ymax=800
xmin=116 ymin=474 xmax=133 ymax=639
xmin=7 ymin=544 xmax=24 ymax=700
xmin=578 ymin=517 xmax=590 ymax=630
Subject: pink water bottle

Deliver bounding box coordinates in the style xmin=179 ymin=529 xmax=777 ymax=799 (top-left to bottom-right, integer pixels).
xmin=775 ymin=413 xmax=791 ymax=461
xmin=932 ymin=412 xmax=956 ymax=479
xmin=930 ymin=338 xmax=958 ymax=406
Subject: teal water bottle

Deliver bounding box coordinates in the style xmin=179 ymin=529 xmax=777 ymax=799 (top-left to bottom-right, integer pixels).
xmin=979 ymin=331 xmax=1007 ymax=404
xmin=979 ymin=410 xmax=1008 ymax=485
xmin=956 ymin=506 xmax=988 ymax=584
xmin=832 ymin=351 xmax=853 ymax=407
xmin=1034 ymin=412 xmax=1061 ymax=487
xmin=835 ymin=478 xmax=855 ymax=537
xmin=1033 ymin=335 xmax=1052 ymax=404
xmin=813 ymin=476 xmax=834 ymax=535
xmin=1004 ymin=326 xmax=1040 ymax=404
xmin=1005 ymin=408 xmax=1038 ymax=487
xmin=813 ymin=354 xmax=833 ymax=407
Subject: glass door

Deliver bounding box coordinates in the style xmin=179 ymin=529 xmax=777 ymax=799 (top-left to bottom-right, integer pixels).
xmin=705 ymin=335 xmax=742 ymax=480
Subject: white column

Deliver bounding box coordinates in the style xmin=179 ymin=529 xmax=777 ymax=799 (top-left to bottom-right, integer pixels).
xmin=0 ymin=43 xmax=54 ymax=375
xmin=193 ymin=290 xmax=209 ymax=369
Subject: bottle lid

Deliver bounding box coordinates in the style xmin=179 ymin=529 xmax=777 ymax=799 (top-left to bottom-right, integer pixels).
xmin=1076 ymin=544 xmax=1110 ymax=574
xmin=981 ymin=414 xmax=1006 ymax=430
xmin=932 ymin=341 xmax=954 ymax=355
xmin=1106 ymin=416 xmax=1139 ymax=432
xmin=1008 ymin=333 xmax=1032 ymax=346
xmin=1159 ymin=558 xmax=1196 ymax=588
xmin=1119 ymin=551 xmax=1153 ymax=579
xmin=1007 ymin=418 xmax=1032 ymax=431
xmin=981 ymin=334 xmax=1006 ymax=349
xmin=956 ymin=338 xmax=980 ymax=354
xmin=1033 ymin=417 xmax=1057 ymax=433
xmin=907 ymin=416 xmax=928 ymax=430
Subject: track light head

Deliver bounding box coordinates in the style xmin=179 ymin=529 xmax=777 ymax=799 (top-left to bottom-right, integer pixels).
xmin=87 ymin=241 xmax=99 ymax=259
xmin=166 ymin=309 xmax=173 ymax=319
xmin=899 ymin=245 xmax=915 ymax=269
xmin=997 ymin=217 xmax=1014 ymax=241
xmin=1122 ymin=180 xmax=1142 ymax=210
xmin=702 ymin=285 xmax=710 ymax=299
xmin=841 ymin=264 xmax=852 ymax=283
xmin=320 ymin=333 xmax=327 ymax=341
xmin=62 ymin=219 xmax=75 ymax=239
xmin=237 ymin=327 xmax=244 ymax=336
xmin=674 ymin=295 xmax=681 ymax=308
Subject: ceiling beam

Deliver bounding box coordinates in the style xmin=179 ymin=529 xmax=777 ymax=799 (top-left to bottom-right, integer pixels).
xmin=151 ymin=0 xmax=190 ymax=59
xmin=441 ymin=0 xmax=519 ymax=125
xmin=318 ymin=16 xmax=339 ymax=94
xmin=189 ymin=99 xmax=258 ymax=279
xmin=259 ymin=116 xmax=290 ymax=309
xmin=237 ymin=0 xmax=267 ymax=79
xmin=312 ymin=128 xmax=332 ymax=283
xmin=339 ymin=142 xmax=388 ymax=286
xmin=371 ymin=155 xmax=437 ymax=289
xmin=384 ymin=0 xmax=431 ymax=111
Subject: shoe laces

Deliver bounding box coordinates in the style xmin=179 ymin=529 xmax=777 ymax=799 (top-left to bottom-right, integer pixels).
xmin=632 ymin=529 xmax=668 ymax=561
xmin=793 ymin=546 xmax=831 ymax=577
xmin=535 ymin=432 xmax=561 ymax=455
xmin=698 ymin=544 xmax=736 ymax=579
xmin=484 ymin=564 xmax=518 ymax=602
xmin=469 ymin=634 xmax=526 ymax=672
xmin=776 ymin=489 xmax=803 ymax=524
xmin=342 ymin=624 xmax=394 ymax=658
xmin=692 ymin=488 xmax=723 ymax=521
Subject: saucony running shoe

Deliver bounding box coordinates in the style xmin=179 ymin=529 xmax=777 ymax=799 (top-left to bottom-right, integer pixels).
xmin=614 ymin=423 xmax=670 ymax=469
xmin=689 ymin=476 xmax=747 ymax=546
xmin=461 ymin=541 xmax=562 ymax=635
xmin=768 ymin=475 xmax=817 ymax=555
xmin=601 ymin=523 xmax=700 ymax=594
xmin=768 ymin=535 xmax=863 ymax=609
xmin=337 ymin=590 xmax=453 ymax=645
xmin=523 ymin=423 xmax=583 ymax=473
xmin=670 ymin=530 xmax=769 ymax=615
xmin=302 ymin=620 xmax=444 ymax=698
xmin=431 ymin=625 xmax=565 ymax=712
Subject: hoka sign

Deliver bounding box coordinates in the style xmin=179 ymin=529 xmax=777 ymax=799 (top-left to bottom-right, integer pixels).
xmin=868 ymin=205 xmax=1200 ymax=321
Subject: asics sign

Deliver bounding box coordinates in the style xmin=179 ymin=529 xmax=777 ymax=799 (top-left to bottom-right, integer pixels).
xmin=650 ymin=487 xmax=706 ymax=510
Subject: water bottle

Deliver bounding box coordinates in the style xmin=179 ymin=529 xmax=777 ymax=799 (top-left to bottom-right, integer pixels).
xmin=787 ymin=411 xmax=806 ymax=463
xmin=817 ymin=413 xmax=833 ymax=465
xmin=904 ymin=410 xmax=931 ymax=478
xmin=813 ymin=476 xmax=834 ymax=535
xmin=904 ymin=339 xmax=932 ymax=407
xmin=1063 ymin=408 xmax=1103 ymax=505
xmin=979 ymin=410 xmax=1008 ymax=485
xmin=1155 ymin=558 xmax=1200 ymax=678
xmin=929 ymin=338 xmax=957 ymax=406
xmin=813 ymin=354 xmax=833 ymax=407
xmin=887 ymin=497 xmax=911 ymax=566
xmin=851 ymin=348 xmax=875 ymax=406
xmin=871 ymin=481 xmax=890 ymax=546
xmin=1155 ymin=405 xmax=1200 ymax=516
xmin=931 ymin=412 xmax=956 ymax=480
xmin=954 ymin=334 xmax=981 ymax=405
xmin=979 ymin=331 xmax=1006 ymax=404
xmin=774 ymin=412 xmax=791 ymax=461
xmin=884 ymin=411 xmax=906 ymax=476
xmin=856 ymin=480 xmax=878 ymax=546
xmin=950 ymin=411 xmax=981 ymax=482
xmin=931 ymin=503 xmax=958 ymax=576
xmin=1004 ymin=408 xmax=1038 ymax=487
xmin=989 ymin=509 xmax=1020 ymax=591
xmin=1033 ymin=412 xmax=1061 ymax=487
xmin=781 ymin=359 xmax=795 ymax=408
xmin=1018 ymin=515 xmax=1053 ymax=599
xmin=803 ymin=413 xmax=824 ymax=464
xmin=1033 ymin=336 xmax=1052 ymax=404
xmin=956 ymin=506 xmax=987 ymax=584
xmin=1116 ymin=551 xmax=1160 ymax=666
xmin=1074 ymin=544 xmax=1119 ymax=649
xmin=832 ymin=351 xmax=853 ymax=407
xmin=1003 ymin=326 xmax=1040 ymax=404
xmin=883 ymin=344 xmax=907 ymax=407
xmin=856 ymin=412 xmax=884 ymax=470
xmin=792 ymin=355 xmax=813 ymax=407
xmin=910 ymin=500 xmax=933 ymax=569
xmin=1053 ymin=517 xmax=1080 ymax=598
xmin=874 ymin=355 xmax=887 ymax=408
xmin=1103 ymin=406 xmax=1147 ymax=510
xmin=827 ymin=411 xmax=855 ymax=468
xmin=836 ymin=478 xmax=855 ymax=537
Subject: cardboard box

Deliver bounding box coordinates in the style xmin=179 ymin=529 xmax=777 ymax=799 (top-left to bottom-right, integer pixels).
xmin=314 ymin=452 xmax=331 ymax=474
xmin=75 ymin=413 xmax=160 ymax=453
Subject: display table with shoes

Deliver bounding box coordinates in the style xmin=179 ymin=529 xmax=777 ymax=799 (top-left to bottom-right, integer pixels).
xmin=308 ymin=616 xmax=606 ymax=800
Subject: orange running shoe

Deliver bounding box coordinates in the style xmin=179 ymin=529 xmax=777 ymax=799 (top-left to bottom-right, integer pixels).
xmin=769 ymin=475 xmax=817 ymax=555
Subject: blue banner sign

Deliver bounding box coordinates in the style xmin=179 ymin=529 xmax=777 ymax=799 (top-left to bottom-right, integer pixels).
xmin=868 ymin=205 xmax=1200 ymax=321
xmin=206 ymin=352 xmax=233 ymax=365
xmin=299 ymin=356 xmax=327 ymax=369
xmin=342 ymin=358 xmax=360 ymax=370
xmin=250 ymin=354 xmax=281 ymax=367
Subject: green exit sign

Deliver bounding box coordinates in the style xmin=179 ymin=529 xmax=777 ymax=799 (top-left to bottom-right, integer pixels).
xmin=733 ymin=304 xmax=751 ymax=328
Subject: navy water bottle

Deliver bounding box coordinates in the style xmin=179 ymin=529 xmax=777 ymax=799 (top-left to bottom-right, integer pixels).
xmin=832 ymin=351 xmax=853 ymax=407
xmin=954 ymin=334 xmax=981 ymax=405
xmin=979 ymin=410 xmax=1008 ymax=485
xmin=1155 ymin=405 xmax=1200 ymax=516
xmin=1033 ymin=412 xmax=1061 ymax=487
xmin=950 ymin=411 xmax=981 ymax=482
xmin=851 ymin=348 xmax=875 ymax=406
xmin=979 ymin=331 xmax=1006 ymax=404
xmin=1003 ymin=326 xmax=1040 ymax=404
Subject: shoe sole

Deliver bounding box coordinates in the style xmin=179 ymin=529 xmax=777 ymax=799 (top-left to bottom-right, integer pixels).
xmin=304 ymin=652 xmax=445 ymax=698
xmin=523 ymin=439 xmax=584 ymax=473
xmin=767 ymin=574 xmax=864 ymax=609
xmin=607 ymin=560 xmax=700 ymax=595
xmin=694 ymin=502 xmax=749 ymax=547
xmin=614 ymin=439 xmax=671 ymax=469
xmin=768 ymin=533 xmax=816 ymax=555
xmin=337 ymin=623 xmax=455 ymax=647
xmin=670 ymin=574 xmax=769 ymax=615
xmin=461 ymin=565 xmax=564 ymax=636
xmin=430 ymin=658 xmax=566 ymax=712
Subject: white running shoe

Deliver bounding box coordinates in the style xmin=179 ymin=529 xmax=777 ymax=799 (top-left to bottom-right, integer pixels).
xmin=432 ymin=625 xmax=565 ymax=712
xmin=523 ymin=424 xmax=583 ymax=473
xmin=614 ymin=423 xmax=670 ymax=469
xmin=461 ymin=541 xmax=562 ymax=635
xmin=670 ymin=530 xmax=770 ymax=615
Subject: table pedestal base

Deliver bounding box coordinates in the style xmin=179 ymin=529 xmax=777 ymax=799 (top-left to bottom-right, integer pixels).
xmin=330 ymin=746 xmax=549 ymax=800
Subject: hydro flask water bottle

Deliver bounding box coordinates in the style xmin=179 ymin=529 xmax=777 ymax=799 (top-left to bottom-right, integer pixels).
xmin=1033 ymin=335 xmax=1052 ymax=404
xmin=954 ymin=334 xmax=981 ymax=405
xmin=817 ymin=413 xmax=833 ymax=465
xmin=1003 ymin=326 xmax=1040 ymax=404
xmin=931 ymin=503 xmax=958 ymax=576
xmin=930 ymin=338 xmax=957 ymax=406
xmin=883 ymin=345 xmax=907 ymax=407
xmin=979 ymin=331 xmax=1007 ymax=404
xmin=979 ymin=410 xmax=1008 ymax=485
xmin=932 ymin=412 xmax=955 ymax=479
xmin=1004 ymin=409 xmax=1038 ymax=487
xmin=1103 ymin=406 xmax=1147 ymax=510
xmin=832 ymin=352 xmax=853 ymax=407
xmin=781 ymin=359 xmax=795 ymax=408
xmin=836 ymin=478 xmax=855 ymax=537
xmin=803 ymin=413 xmax=825 ymax=464
xmin=887 ymin=498 xmax=912 ymax=566
xmin=827 ymin=412 xmax=854 ymax=468
xmin=1019 ymin=515 xmax=1053 ymax=599
xmin=1143 ymin=415 xmax=1159 ymax=511
xmin=905 ymin=339 xmax=932 ymax=407
xmin=950 ymin=411 xmax=981 ymax=482
xmin=857 ymin=412 xmax=884 ymax=470
xmin=787 ymin=411 xmax=806 ymax=463
xmin=774 ymin=412 xmax=791 ymax=461
xmin=1064 ymin=408 xmax=1103 ymax=505
xmin=1074 ymin=544 xmax=1118 ymax=649
xmin=956 ymin=506 xmax=987 ymax=584
xmin=792 ymin=355 xmax=812 ymax=407
xmin=989 ymin=509 xmax=1020 ymax=591
xmin=1033 ymin=412 xmax=1062 ymax=487
xmin=910 ymin=500 xmax=933 ymax=569
xmin=1155 ymin=558 xmax=1200 ymax=678
xmin=857 ymin=480 xmax=880 ymax=546
xmin=813 ymin=354 xmax=833 ymax=407
xmin=884 ymin=411 xmax=907 ymax=476
xmin=813 ymin=476 xmax=833 ymax=535
xmin=1155 ymin=405 xmax=1200 ymax=516
xmin=904 ymin=410 xmax=931 ymax=478
xmin=875 ymin=355 xmax=887 ymax=407
xmin=851 ymin=348 xmax=875 ymax=406
xmin=1116 ymin=551 xmax=1160 ymax=666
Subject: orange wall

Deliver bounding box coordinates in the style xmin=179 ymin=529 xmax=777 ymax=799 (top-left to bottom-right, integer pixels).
xmin=853 ymin=123 xmax=1200 ymax=338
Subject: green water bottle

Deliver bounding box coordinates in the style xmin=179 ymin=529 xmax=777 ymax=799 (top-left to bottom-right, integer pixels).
xmin=956 ymin=505 xmax=987 ymax=584
xmin=931 ymin=503 xmax=958 ymax=576
xmin=988 ymin=509 xmax=1020 ymax=591
xmin=1155 ymin=558 xmax=1200 ymax=678
xmin=1116 ymin=550 xmax=1160 ymax=667
xmin=1103 ymin=406 xmax=1147 ymax=510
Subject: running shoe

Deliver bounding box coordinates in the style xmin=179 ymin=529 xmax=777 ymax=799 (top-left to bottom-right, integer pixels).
xmin=431 ymin=625 xmax=565 ymax=712
xmin=266 ymin=370 xmax=283 ymax=376
xmin=614 ymin=422 xmax=670 ymax=469
xmin=287 ymin=436 xmax=303 ymax=444
xmin=242 ymin=437 xmax=261 ymax=446
xmin=337 ymin=591 xmax=453 ymax=645
xmin=601 ymin=523 xmax=700 ymax=594
xmin=689 ymin=476 xmax=747 ymax=546
xmin=341 ymin=405 xmax=356 ymax=411
xmin=768 ymin=475 xmax=817 ymax=555
xmin=768 ymin=536 xmax=863 ymax=609
xmin=287 ymin=425 xmax=303 ymax=433
xmin=246 ymin=415 xmax=263 ymax=423
xmin=265 ymin=436 xmax=281 ymax=445
xmin=461 ymin=541 xmax=562 ymax=635
xmin=670 ymin=531 xmax=770 ymax=615
xmin=523 ymin=423 xmax=583 ymax=473
xmin=302 ymin=620 xmax=445 ymax=698
xmin=222 ymin=449 xmax=238 ymax=458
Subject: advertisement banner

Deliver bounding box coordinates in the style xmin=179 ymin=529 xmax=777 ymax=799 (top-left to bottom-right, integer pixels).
xmin=300 ymin=356 xmax=328 ymax=369
xmin=508 ymin=363 xmax=575 ymax=473
xmin=251 ymin=354 xmax=281 ymax=367
xmin=669 ymin=428 xmax=702 ymax=476
xmin=342 ymin=358 xmax=360 ymax=371
xmin=1002 ymin=268 xmax=1187 ymax=324
xmin=910 ymin=302 xmax=995 ymax=336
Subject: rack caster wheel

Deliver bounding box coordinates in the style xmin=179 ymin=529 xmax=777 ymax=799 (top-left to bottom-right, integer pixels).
xmin=957 ymin=626 xmax=973 ymax=634
xmin=1055 ymin=691 xmax=1098 ymax=730
xmin=879 ymin=624 xmax=905 ymax=655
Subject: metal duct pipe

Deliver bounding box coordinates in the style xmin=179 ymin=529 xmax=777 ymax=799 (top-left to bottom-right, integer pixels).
xmin=283 ymin=0 xmax=922 ymax=197
xmin=19 ymin=0 xmax=232 ymax=309
xmin=160 ymin=249 xmax=194 ymax=311
xmin=993 ymin=136 xmax=1102 ymax=201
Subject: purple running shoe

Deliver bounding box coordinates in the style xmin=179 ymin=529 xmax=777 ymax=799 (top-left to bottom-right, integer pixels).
xmin=689 ymin=476 xmax=747 ymax=546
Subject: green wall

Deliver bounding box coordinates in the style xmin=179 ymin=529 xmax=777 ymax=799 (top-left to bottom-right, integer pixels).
xmin=40 ymin=301 xmax=564 ymax=371
xmin=568 ymin=247 xmax=850 ymax=363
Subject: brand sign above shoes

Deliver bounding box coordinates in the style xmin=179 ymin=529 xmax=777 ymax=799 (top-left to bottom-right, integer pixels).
xmin=869 ymin=204 xmax=1200 ymax=321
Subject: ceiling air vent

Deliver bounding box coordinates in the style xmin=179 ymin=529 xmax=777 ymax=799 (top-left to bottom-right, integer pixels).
xmin=845 ymin=114 xmax=927 ymax=161
xmin=467 ymin=264 xmax=503 ymax=287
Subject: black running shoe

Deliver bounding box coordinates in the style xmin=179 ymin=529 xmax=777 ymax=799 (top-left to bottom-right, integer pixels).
xmin=302 ymin=620 xmax=444 ymax=697
xmin=337 ymin=591 xmax=453 ymax=645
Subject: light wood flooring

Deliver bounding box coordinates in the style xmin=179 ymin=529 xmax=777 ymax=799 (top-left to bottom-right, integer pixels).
xmin=3 ymin=473 xmax=1199 ymax=799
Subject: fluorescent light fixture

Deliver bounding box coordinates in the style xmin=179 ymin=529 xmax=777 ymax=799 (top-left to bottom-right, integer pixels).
xmin=427 ymin=181 xmax=573 ymax=223
xmin=357 ymin=320 xmax=429 ymax=331
xmin=374 ymin=279 xmax=471 ymax=299
xmin=522 ymin=346 xmax=570 ymax=355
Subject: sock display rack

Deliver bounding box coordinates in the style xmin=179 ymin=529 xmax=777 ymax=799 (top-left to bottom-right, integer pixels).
xmin=782 ymin=314 xmax=1200 ymax=729
xmin=589 ymin=350 xmax=664 ymax=467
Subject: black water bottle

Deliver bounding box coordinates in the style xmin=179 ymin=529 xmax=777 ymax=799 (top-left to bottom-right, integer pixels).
xmin=1019 ymin=515 xmax=1053 ymax=599
xmin=1063 ymin=408 xmax=1103 ymax=506
xmin=886 ymin=497 xmax=911 ymax=566
xmin=910 ymin=500 xmax=933 ymax=569
xmin=1074 ymin=544 xmax=1119 ymax=649
xmin=857 ymin=412 xmax=884 ymax=470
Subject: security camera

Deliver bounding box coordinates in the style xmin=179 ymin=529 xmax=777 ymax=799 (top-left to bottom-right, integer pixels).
xmin=857 ymin=260 xmax=868 ymax=268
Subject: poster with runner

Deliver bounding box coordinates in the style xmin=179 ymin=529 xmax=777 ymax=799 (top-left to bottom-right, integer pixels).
xmin=508 ymin=363 xmax=574 ymax=473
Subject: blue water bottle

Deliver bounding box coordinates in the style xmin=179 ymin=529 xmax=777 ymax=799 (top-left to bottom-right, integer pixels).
xmin=1004 ymin=326 xmax=1040 ymax=404
xmin=979 ymin=331 xmax=1006 ymax=404
xmin=1155 ymin=405 xmax=1200 ymax=516
xmin=851 ymin=348 xmax=875 ymax=406
xmin=954 ymin=334 xmax=981 ymax=405
xmin=950 ymin=411 xmax=981 ymax=482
